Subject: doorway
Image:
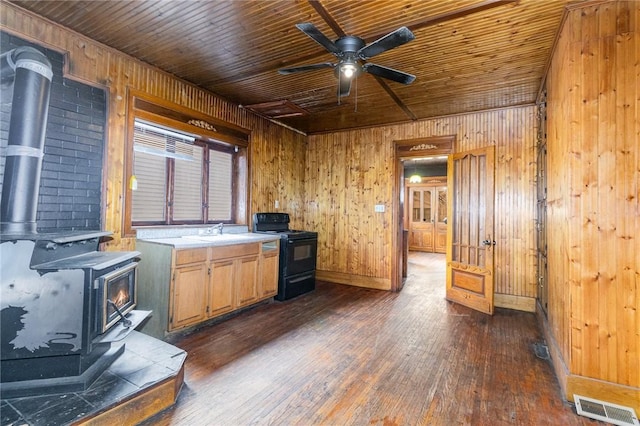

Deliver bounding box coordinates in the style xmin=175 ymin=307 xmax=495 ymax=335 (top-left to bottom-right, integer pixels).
xmin=404 ymin=161 xmax=448 ymax=288
xmin=392 ymin=136 xmax=454 ymax=291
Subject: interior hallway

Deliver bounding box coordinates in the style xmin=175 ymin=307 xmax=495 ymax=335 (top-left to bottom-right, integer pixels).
xmin=141 ymin=251 xmax=594 ymax=425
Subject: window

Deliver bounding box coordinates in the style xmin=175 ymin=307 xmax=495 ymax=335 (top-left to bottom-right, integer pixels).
xmin=130 ymin=120 xmax=236 ymax=226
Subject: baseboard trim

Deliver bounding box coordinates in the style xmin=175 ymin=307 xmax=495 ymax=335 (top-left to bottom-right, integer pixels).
xmin=536 ymin=302 xmax=640 ymax=415
xmin=567 ymin=375 xmax=640 ymax=416
xmin=316 ymin=270 xmax=391 ymax=290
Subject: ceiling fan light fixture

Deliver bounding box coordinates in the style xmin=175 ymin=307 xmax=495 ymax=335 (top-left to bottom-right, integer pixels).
xmin=409 ymin=174 xmax=422 ymax=183
xmin=340 ymin=63 xmax=357 ymax=79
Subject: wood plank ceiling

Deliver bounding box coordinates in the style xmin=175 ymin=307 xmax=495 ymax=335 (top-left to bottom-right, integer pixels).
xmin=8 ymin=0 xmax=572 ymax=134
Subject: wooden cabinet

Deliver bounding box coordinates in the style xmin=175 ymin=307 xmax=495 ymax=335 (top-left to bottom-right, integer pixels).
xmin=208 ymin=258 xmax=235 ymax=317
xmin=408 ymin=178 xmax=447 ymax=253
xmin=171 ymin=261 xmax=208 ymax=329
xmin=136 ymin=238 xmax=279 ymax=339
xmin=210 ymin=243 xmax=260 ymax=310
xmin=259 ymin=241 xmax=279 ymax=298
xmin=170 ymin=248 xmax=209 ymax=330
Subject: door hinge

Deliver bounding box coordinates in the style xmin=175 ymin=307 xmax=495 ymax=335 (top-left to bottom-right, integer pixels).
xmin=208 ymin=267 xmax=211 ymax=275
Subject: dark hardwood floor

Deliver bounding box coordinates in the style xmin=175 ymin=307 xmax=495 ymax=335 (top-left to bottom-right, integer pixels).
xmin=140 ymin=252 xmax=596 ymax=425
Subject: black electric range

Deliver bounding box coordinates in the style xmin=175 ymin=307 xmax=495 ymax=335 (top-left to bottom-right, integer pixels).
xmin=253 ymin=213 xmax=317 ymax=300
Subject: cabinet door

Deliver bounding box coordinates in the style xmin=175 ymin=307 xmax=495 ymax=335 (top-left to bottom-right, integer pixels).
xmin=409 ymin=187 xmax=435 ymax=252
xmin=259 ymin=249 xmax=279 ymax=298
xmin=170 ymin=263 xmax=208 ymax=330
xmin=236 ymin=255 xmax=259 ymax=307
xmin=209 ymin=259 xmax=234 ymax=317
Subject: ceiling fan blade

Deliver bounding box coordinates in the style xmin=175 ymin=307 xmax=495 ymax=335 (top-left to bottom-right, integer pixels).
xmin=296 ymin=23 xmax=342 ymax=55
xmin=278 ymin=62 xmax=335 ymax=75
xmin=363 ymin=63 xmax=416 ymax=85
xmin=357 ymin=27 xmax=415 ymax=60
xmin=338 ymin=76 xmax=352 ymax=97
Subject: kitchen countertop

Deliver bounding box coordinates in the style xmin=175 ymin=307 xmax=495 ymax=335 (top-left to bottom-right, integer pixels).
xmin=137 ymin=232 xmax=280 ymax=249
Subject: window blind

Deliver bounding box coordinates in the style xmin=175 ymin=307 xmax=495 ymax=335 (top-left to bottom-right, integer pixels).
xmin=133 ymin=120 xmax=195 ymax=161
xmin=208 ymin=149 xmax=232 ymax=221
xmin=131 ymin=150 xmax=166 ymax=222
xmin=174 ymin=147 xmax=203 ymax=221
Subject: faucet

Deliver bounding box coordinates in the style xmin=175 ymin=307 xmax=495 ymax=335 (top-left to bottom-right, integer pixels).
xmin=213 ymin=223 xmax=224 ymax=235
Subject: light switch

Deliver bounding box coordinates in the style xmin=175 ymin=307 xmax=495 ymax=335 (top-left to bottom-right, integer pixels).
xmin=375 ymin=204 xmax=385 ymax=212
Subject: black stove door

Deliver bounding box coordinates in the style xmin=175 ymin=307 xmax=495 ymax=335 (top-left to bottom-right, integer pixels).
xmin=282 ymin=237 xmax=317 ymax=277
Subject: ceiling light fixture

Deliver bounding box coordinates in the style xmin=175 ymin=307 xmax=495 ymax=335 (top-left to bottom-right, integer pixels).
xmin=341 ymin=62 xmax=357 ymax=79
xmin=409 ymin=160 xmax=422 ymax=183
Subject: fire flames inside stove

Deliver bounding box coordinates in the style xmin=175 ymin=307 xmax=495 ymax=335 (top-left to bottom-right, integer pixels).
xmin=101 ymin=263 xmax=137 ymax=333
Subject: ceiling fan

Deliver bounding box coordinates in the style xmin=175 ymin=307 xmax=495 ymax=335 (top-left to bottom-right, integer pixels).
xmin=278 ymin=23 xmax=416 ymax=97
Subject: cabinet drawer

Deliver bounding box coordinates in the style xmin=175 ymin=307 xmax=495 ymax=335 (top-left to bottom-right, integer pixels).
xmin=175 ymin=248 xmax=208 ymax=265
xmin=211 ymin=243 xmax=259 ymax=259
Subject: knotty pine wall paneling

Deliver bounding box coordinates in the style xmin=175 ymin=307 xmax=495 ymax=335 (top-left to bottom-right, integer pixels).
xmin=545 ymin=0 xmax=639 ymax=411
xmin=306 ymin=106 xmax=538 ymax=302
xmin=1 ymin=2 xmax=307 ymax=249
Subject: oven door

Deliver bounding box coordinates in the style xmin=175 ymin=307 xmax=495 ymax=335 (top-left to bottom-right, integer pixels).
xmin=283 ymin=237 xmax=317 ymax=276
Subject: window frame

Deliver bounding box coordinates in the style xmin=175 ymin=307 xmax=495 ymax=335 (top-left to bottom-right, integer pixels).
xmin=123 ymin=90 xmax=250 ymax=237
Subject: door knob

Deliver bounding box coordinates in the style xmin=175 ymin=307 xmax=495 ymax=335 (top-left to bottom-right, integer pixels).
xmin=482 ymin=239 xmax=496 ymax=246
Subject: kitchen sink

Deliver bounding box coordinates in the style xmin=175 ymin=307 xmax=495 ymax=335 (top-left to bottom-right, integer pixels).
xmin=182 ymin=234 xmax=253 ymax=242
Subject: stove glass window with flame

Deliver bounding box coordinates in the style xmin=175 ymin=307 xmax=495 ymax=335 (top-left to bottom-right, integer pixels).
xmin=97 ymin=262 xmax=138 ymax=333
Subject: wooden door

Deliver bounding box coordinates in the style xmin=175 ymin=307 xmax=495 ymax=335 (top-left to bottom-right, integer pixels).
xmin=409 ymin=187 xmax=435 ymax=251
xmin=446 ymin=146 xmax=495 ymax=314
xmin=236 ymin=255 xmax=259 ymax=307
xmin=170 ymin=263 xmax=208 ymax=329
xmin=209 ymin=259 xmax=235 ymax=317
xmin=259 ymin=246 xmax=279 ymax=298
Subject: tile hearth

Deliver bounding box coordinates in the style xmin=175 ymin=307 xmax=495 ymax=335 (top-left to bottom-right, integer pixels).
xmin=1 ymin=332 xmax=185 ymax=425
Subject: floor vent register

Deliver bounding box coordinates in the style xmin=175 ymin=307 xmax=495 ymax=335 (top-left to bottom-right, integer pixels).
xmin=574 ymin=394 xmax=639 ymax=426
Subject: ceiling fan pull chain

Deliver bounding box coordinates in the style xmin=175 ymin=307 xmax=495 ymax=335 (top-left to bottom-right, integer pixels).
xmin=354 ymin=75 xmax=358 ymax=112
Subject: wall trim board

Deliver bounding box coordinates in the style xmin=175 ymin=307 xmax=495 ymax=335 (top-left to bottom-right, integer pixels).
xmin=494 ymin=294 xmax=536 ymax=312
xmin=541 ymin=297 xmax=640 ymax=414
xmin=566 ymin=375 xmax=640 ymax=415
xmin=316 ymin=271 xmax=391 ymax=291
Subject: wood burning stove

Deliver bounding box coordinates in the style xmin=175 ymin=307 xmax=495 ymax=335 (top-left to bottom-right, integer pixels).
xmin=0 ymin=45 xmax=148 ymax=399
xmin=0 ymin=232 xmax=146 ymax=398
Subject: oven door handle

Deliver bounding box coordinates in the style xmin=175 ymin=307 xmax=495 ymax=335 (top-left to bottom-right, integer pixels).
xmin=288 ymin=272 xmax=315 ymax=283
xmin=287 ymin=238 xmax=317 ymax=244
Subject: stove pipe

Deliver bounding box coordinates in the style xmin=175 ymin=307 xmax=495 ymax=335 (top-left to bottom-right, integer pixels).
xmin=0 ymin=46 xmax=53 ymax=235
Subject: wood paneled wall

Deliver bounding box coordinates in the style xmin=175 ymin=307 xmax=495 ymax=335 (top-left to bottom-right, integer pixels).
xmin=545 ymin=0 xmax=639 ymax=410
xmin=0 ymin=2 xmax=307 ymax=250
xmin=306 ymin=106 xmax=538 ymax=300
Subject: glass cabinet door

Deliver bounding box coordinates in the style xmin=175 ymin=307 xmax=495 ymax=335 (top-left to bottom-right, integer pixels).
xmin=437 ymin=187 xmax=447 ymax=223
xmin=412 ymin=190 xmax=421 ymax=222
xmin=423 ymin=189 xmax=432 ymax=222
